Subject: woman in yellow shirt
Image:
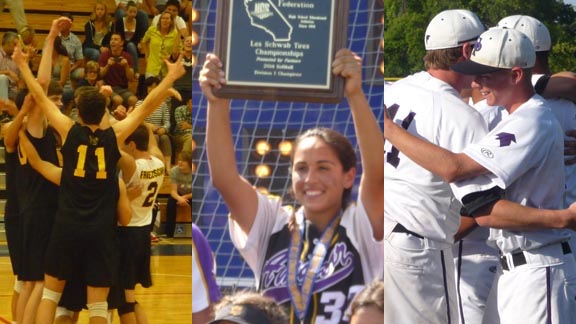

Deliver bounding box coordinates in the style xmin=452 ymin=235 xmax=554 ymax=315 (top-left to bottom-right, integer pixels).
xmin=139 ymin=11 xmax=180 ymax=78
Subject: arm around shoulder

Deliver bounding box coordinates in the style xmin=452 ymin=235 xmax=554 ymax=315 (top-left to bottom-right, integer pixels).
xmin=540 ymin=71 xmax=576 ymax=102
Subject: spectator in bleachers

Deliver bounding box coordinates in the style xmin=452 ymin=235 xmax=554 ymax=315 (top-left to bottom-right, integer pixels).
xmin=180 ymin=0 xmax=192 ymax=33
xmin=142 ymin=0 xmax=160 ymax=16
xmin=18 ymin=25 xmax=38 ymax=60
xmin=98 ymin=32 xmax=138 ymax=111
xmin=83 ymin=0 xmax=113 ymax=63
xmin=179 ymin=0 xmax=190 ymax=20
xmin=58 ymin=13 xmax=85 ymax=89
xmin=113 ymin=0 xmax=150 ymax=42
xmin=173 ymin=97 xmax=191 ymax=154
xmin=0 ymin=0 xmax=27 ymax=31
xmin=151 ymin=0 xmax=188 ymax=38
xmin=165 ymin=150 xmax=191 ymax=238
xmin=112 ymin=1 xmax=147 ymax=76
xmin=0 ymin=32 xmax=20 ymax=103
xmin=139 ymin=10 xmax=180 ymax=78
xmin=122 ymin=0 xmax=159 ymax=18
xmin=78 ymin=61 xmax=103 ymax=88
xmin=170 ymin=34 xmax=192 ymax=125
xmin=137 ymin=76 xmax=172 ymax=171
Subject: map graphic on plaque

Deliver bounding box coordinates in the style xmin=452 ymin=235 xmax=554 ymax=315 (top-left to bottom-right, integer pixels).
xmin=245 ymin=0 xmax=293 ymax=41
xmin=226 ymin=0 xmax=335 ymax=89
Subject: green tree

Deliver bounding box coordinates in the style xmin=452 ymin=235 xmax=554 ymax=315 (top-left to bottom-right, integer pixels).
xmin=384 ymin=0 xmax=576 ymax=78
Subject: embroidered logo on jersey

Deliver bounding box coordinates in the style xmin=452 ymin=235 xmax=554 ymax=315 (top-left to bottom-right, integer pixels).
xmin=496 ymin=132 xmax=516 ymax=147
xmin=260 ymin=242 xmax=355 ymax=304
xmin=481 ymin=148 xmax=494 ymax=159
xmin=88 ymin=135 xmax=99 ymax=146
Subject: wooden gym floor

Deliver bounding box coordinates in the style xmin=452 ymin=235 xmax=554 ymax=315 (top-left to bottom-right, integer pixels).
xmin=0 ymin=239 xmax=192 ymax=323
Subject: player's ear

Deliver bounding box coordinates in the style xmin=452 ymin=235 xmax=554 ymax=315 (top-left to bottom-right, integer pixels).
xmin=343 ymin=167 xmax=356 ymax=189
xmin=510 ymin=67 xmax=524 ymax=84
xmin=462 ymin=43 xmax=474 ymax=60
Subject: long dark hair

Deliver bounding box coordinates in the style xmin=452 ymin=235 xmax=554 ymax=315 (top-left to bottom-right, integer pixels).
xmin=287 ymin=127 xmax=357 ymax=232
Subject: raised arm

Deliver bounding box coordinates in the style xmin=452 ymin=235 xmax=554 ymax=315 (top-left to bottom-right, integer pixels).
xmin=37 ymin=18 xmax=71 ymax=87
xmin=112 ymin=57 xmax=184 ymax=145
xmin=200 ymin=53 xmax=258 ymax=234
xmin=332 ymin=49 xmax=384 ymax=240
xmin=28 ymin=19 xmax=68 ymax=139
xmin=3 ymin=95 xmax=32 ymax=152
xmin=12 ymin=44 xmax=73 ymax=142
xmin=384 ymin=108 xmax=487 ymax=182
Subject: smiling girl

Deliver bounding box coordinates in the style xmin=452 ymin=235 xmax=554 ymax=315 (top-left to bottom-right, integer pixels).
xmin=200 ymin=48 xmax=383 ymax=324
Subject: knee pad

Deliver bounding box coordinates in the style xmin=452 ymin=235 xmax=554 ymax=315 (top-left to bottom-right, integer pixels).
xmin=41 ymin=287 xmax=62 ymax=304
xmin=55 ymin=306 xmax=75 ymax=319
xmin=117 ymin=301 xmax=136 ymax=316
xmin=87 ymin=301 xmax=108 ymax=319
xmin=13 ymin=279 xmax=23 ymax=294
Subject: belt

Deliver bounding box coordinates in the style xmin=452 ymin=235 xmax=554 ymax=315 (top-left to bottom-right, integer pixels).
xmin=392 ymin=223 xmax=424 ymax=239
xmin=500 ymin=242 xmax=572 ymax=271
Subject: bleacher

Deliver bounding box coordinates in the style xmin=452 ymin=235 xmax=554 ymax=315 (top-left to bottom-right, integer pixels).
xmin=0 ymin=0 xmax=147 ymax=79
xmin=0 ymin=0 xmax=192 ymax=239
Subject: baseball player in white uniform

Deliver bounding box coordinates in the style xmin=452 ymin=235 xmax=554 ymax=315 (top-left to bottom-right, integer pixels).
xmin=385 ymin=27 xmax=576 ymax=323
xmin=460 ymin=21 xmax=576 ymax=323
xmin=498 ymin=15 xmax=576 ymax=210
xmin=384 ymin=9 xmax=487 ymax=324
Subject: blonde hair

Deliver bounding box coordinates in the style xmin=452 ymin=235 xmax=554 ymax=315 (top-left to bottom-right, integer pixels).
xmin=18 ymin=25 xmax=35 ymax=45
xmin=85 ymin=60 xmax=100 ymax=74
xmin=90 ymin=0 xmax=112 ymax=32
xmin=156 ymin=11 xmax=175 ymax=32
xmin=213 ymin=291 xmax=289 ymax=324
xmin=349 ymin=280 xmax=384 ymax=318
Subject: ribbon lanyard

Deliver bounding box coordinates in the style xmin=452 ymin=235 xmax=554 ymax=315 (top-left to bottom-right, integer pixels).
xmin=287 ymin=213 xmax=341 ymax=321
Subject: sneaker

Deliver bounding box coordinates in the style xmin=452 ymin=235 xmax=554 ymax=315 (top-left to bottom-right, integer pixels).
xmin=150 ymin=232 xmax=160 ymax=243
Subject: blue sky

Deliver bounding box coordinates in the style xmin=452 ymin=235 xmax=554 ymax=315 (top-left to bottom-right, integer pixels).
xmin=565 ymin=0 xmax=576 ymax=5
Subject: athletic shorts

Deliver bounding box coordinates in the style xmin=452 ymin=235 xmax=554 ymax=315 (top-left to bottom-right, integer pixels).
xmin=58 ymin=274 xmax=87 ymax=312
xmin=59 ymin=276 xmax=125 ymax=311
xmin=117 ymin=226 xmax=152 ymax=289
xmin=4 ymin=213 xmax=20 ymax=275
xmin=19 ymin=210 xmax=56 ymax=281
xmin=44 ymin=222 xmax=119 ymax=287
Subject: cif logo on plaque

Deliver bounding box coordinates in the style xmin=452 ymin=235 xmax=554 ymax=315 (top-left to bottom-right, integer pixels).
xmin=245 ymin=1 xmax=293 ymax=41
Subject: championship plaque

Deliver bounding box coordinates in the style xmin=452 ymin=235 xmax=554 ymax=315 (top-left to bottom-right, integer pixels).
xmin=214 ymin=0 xmax=349 ymax=103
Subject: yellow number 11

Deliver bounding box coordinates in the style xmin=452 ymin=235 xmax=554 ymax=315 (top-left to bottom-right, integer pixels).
xmin=74 ymin=145 xmax=107 ymax=179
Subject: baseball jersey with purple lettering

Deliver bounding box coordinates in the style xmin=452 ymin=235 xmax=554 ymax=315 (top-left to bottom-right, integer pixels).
xmin=459 ymin=95 xmax=571 ymax=253
xmin=229 ymin=193 xmax=383 ymax=324
xmin=192 ymin=224 xmax=221 ymax=313
xmin=384 ymin=71 xmax=489 ymax=243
